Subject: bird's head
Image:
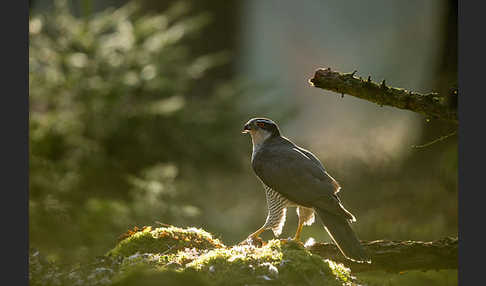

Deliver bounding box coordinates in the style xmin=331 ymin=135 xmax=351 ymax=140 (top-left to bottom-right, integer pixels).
xmin=242 ymin=118 xmax=281 ymax=145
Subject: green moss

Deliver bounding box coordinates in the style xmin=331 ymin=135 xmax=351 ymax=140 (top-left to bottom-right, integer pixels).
xmin=109 ymin=232 xmax=357 ymax=285
xmin=111 ymin=266 xmax=210 ymax=286
xmin=107 ymin=226 xmax=225 ymax=257
xmin=34 ymin=226 xmax=358 ymax=285
xmin=179 ymin=239 xmax=355 ymax=286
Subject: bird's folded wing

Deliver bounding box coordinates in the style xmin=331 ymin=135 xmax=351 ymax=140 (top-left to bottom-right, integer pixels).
xmin=253 ymin=146 xmax=346 ymax=218
xmin=295 ymin=147 xmax=341 ymax=194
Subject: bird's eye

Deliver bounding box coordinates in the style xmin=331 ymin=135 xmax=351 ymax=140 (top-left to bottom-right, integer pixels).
xmin=256 ymin=122 xmax=265 ymax=128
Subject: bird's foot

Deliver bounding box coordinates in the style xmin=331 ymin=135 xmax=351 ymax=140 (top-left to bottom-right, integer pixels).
xmin=279 ymin=237 xmax=304 ymax=247
xmin=239 ymin=236 xmax=265 ymax=247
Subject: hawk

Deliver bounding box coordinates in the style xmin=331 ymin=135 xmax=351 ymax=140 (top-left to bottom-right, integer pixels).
xmin=241 ymin=117 xmax=370 ymax=263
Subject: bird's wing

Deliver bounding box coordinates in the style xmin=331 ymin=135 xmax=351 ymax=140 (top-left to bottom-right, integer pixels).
xmin=294 ymin=146 xmax=326 ymax=173
xmin=252 ymin=143 xmax=352 ymax=220
xmin=296 ymin=147 xmax=341 ymax=194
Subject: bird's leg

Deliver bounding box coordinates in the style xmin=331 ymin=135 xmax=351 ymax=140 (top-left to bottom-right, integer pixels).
xmin=293 ymin=220 xmax=304 ymax=242
xmin=239 ymin=227 xmax=265 ymax=246
xmin=290 ymin=207 xmax=315 ymax=244
xmin=278 ymin=220 xmax=305 ymax=246
xmin=247 ymin=227 xmax=265 ymax=241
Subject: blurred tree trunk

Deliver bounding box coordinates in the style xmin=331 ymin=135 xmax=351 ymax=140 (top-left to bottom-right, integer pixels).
xmin=433 ymin=0 xmax=457 ymax=106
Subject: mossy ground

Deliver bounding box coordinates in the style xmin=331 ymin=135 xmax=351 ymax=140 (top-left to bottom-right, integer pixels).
xmin=31 ymin=225 xmax=359 ymax=286
xmin=107 ymin=226 xmax=225 ymax=257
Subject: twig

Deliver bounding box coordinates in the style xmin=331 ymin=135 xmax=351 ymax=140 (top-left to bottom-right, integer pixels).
xmin=411 ymin=130 xmax=457 ymax=149
xmin=155 ymin=221 xmax=173 ymax=227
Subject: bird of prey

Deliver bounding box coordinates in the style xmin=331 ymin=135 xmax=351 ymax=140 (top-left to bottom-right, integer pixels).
xmin=241 ymin=117 xmax=370 ymax=263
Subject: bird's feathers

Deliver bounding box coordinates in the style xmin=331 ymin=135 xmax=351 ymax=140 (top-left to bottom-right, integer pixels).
xmin=263 ymin=184 xmax=293 ymax=236
xmin=252 ymin=136 xmax=352 ymax=221
xmin=315 ymin=208 xmax=370 ymax=263
xmin=294 ymin=146 xmax=341 ymax=194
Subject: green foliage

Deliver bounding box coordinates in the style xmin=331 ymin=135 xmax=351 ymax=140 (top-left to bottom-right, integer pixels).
xmin=29 ymin=0 xmax=249 ymax=262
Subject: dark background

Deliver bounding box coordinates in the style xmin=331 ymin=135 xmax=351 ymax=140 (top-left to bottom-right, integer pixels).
xmin=29 ymin=0 xmax=457 ymax=284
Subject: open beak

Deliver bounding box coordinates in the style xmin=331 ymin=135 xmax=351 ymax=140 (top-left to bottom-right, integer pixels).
xmin=242 ymin=123 xmax=251 ymax=134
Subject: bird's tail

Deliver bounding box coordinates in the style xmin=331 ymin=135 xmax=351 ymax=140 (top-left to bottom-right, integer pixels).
xmin=315 ymin=208 xmax=371 ymax=263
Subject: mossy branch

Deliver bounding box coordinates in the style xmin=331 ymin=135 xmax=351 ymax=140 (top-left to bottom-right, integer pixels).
xmin=309 ymin=68 xmax=458 ymax=123
xmin=308 ymin=236 xmax=458 ymax=273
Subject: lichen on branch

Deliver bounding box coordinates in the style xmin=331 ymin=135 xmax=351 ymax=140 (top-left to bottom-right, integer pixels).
xmin=309 ymin=68 xmax=457 ymax=123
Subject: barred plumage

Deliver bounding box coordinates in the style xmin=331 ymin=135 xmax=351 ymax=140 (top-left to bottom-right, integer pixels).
xmin=262 ymin=184 xmax=291 ymax=236
xmin=262 ymin=184 xmax=315 ymax=236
